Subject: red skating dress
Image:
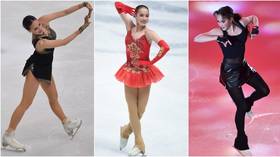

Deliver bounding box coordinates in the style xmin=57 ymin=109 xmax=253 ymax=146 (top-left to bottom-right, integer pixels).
xmin=115 ymin=30 xmax=164 ymax=88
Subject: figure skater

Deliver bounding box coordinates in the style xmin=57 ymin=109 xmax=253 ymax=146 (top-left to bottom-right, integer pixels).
xmin=114 ymin=1 xmax=170 ymax=156
xmin=194 ymin=6 xmax=270 ymax=156
xmin=2 ymin=2 xmax=93 ymax=151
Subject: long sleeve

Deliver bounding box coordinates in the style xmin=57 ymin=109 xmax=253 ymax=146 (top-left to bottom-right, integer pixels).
xmin=150 ymin=40 xmax=170 ymax=64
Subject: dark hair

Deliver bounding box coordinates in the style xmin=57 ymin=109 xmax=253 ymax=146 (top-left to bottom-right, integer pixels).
xmin=213 ymin=6 xmax=241 ymax=22
xmin=22 ymin=15 xmax=37 ymax=31
xmin=135 ymin=5 xmax=149 ymax=14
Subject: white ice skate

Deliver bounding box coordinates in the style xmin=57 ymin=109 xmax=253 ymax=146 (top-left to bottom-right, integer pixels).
xmin=246 ymin=110 xmax=254 ymax=119
xmin=63 ymin=118 xmax=82 ymax=140
xmin=120 ymin=137 xmax=128 ymax=150
xmin=128 ymin=146 xmax=145 ymax=156
xmin=120 ymin=127 xmax=128 ymax=150
xmin=1 ymin=131 xmax=26 ymax=152
xmin=235 ymin=148 xmax=252 ymax=156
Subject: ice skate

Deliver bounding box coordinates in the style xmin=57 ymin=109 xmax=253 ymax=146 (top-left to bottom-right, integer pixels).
xmin=63 ymin=118 xmax=82 ymax=140
xmin=245 ymin=98 xmax=254 ymax=119
xmin=128 ymin=145 xmax=145 ymax=156
xmin=1 ymin=131 xmax=26 ymax=152
xmin=120 ymin=133 xmax=128 ymax=150
xmin=120 ymin=125 xmax=132 ymax=150
xmin=246 ymin=110 xmax=254 ymax=119
xmin=235 ymin=148 xmax=252 ymax=156
xmin=128 ymin=137 xmax=145 ymax=156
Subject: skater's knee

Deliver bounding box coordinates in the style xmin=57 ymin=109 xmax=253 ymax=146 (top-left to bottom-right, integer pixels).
xmin=137 ymin=112 xmax=143 ymax=119
xmin=137 ymin=102 xmax=147 ymax=119
xmin=129 ymin=110 xmax=140 ymax=120
xmin=137 ymin=108 xmax=145 ymax=119
xmin=17 ymin=100 xmax=32 ymax=111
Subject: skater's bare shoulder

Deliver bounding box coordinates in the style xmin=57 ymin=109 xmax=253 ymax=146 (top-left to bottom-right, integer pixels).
xmin=145 ymin=28 xmax=162 ymax=44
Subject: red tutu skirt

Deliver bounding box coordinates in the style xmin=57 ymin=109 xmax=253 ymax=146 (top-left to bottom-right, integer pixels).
xmin=115 ymin=63 xmax=164 ymax=88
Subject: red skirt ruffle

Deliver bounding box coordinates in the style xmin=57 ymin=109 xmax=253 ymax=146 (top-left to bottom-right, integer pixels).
xmin=115 ymin=63 xmax=164 ymax=88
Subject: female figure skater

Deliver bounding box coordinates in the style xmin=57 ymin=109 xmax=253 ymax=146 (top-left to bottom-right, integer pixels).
xmin=194 ymin=6 xmax=270 ymax=156
xmin=114 ymin=1 xmax=170 ymax=156
xmin=2 ymin=2 xmax=93 ymax=151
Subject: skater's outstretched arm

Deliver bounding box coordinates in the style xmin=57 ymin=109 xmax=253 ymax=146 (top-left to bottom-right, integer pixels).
xmin=38 ymin=2 xmax=93 ymax=24
xmin=115 ymin=1 xmax=135 ymax=31
xmin=194 ymin=28 xmax=223 ymax=43
xmin=35 ymin=16 xmax=91 ymax=53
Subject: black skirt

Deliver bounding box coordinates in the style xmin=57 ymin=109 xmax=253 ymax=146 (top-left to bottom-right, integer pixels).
xmin=22 ymin=52 xmax=53 ymax=83
xmin=219 ymin=59 xmax=256 ymax=89
xmin=23 ymin=26 xmax=56 ymax=83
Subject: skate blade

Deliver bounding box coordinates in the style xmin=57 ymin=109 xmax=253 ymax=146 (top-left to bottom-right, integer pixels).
xmin=237 ymin=150 xmax=252 ymax=156
xmin=139 ymin=152 xmax=146 ymax=157
xmin=233 ymin=147 xmax=252 ymax=156
xmin=128 ymin=148 xmax=146 ymax=156
xmin=128 ymin=152 xmax=146 ymax=157
xmin=1 ymin=145 xmax=26 ymax=152
xmin=70 ymin=120 xmax=82 ymax=140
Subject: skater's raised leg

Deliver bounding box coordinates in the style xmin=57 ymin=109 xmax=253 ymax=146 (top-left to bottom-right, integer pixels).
xmin=40 ymin=76 xmax=82 ymax=139
xmin=40 ymin=76 xmax=66 ymax=122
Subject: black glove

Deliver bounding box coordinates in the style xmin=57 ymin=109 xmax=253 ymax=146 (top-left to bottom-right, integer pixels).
xmin=251 ymin=26 xmax=259 ymax=35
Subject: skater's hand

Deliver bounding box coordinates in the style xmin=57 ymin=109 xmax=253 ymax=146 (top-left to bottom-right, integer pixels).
xmin=83 ymin=2 xmax=92 ymax=9
xmin=84 ymin=2 xmax=93 ymax=18
xmin=79 ymin=16 xmax=91 ymax=33
xmin=250 ymin=26 xmax=259 ymax=39
xmin=84 ymin=15 xmax=91 ymax=24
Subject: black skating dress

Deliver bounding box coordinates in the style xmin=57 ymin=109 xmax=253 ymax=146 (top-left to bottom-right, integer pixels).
xmin=218 ymin=21 xmax=257 ymax=89
xmin=22 ymin=25 xmax=56 ymax=84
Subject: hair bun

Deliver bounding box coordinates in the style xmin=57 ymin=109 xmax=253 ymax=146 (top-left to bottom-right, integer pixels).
xmin=22 ymin=15 xmax=37 ymax=31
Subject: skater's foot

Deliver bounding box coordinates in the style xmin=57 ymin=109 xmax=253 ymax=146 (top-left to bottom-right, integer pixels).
xmin=120 ymin=125 xmax=132 ymax=150
xmin=246 ymin=110 xmax=254 ymax=119
xmin=120 ymin=127 xmax=128 ymax=151
xmin=2 ymin=131 xmax=26 ymax=152
xmin=235 ymin=148 xmax=252 ymax=156
xmin=128 ymin=137 xmax=145 ymax=156
xmin=128 ymin=146 xmax=145 ymax=156
xmin=63 ymin=118 xmax=82 ymax=139
xmin=245 ymin=98 xmax=254 ymax=119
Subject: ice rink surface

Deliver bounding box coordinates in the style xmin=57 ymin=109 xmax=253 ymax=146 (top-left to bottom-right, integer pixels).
xmin=1 ymin=1 xmax=94 ymax=156
xmin=94 ymin=1 xmax=188 ymax=156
